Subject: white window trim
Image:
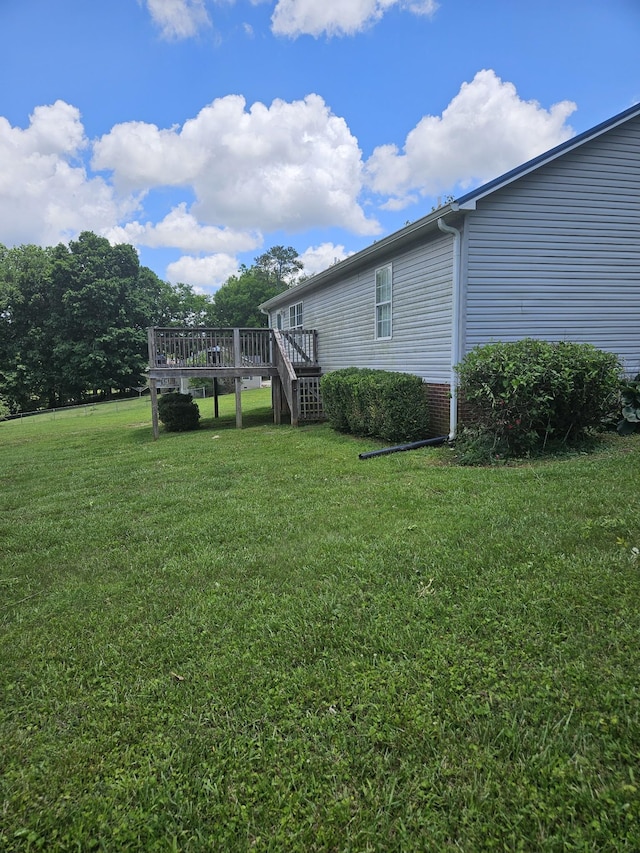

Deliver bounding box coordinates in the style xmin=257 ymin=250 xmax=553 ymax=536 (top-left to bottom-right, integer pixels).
xmin=289 ymin=301 xmax=303 ymax=329
xmin=375 ymin=263 xmax=392 ymax=340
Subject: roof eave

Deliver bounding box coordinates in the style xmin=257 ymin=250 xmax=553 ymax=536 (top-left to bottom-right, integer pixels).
xmin=259 ymin=202 xmax=462 ymax=311
xmin=456 ymin=101 xmax=640 ymax=207
xmin=263 ymin=101 xmax=640 ymax=313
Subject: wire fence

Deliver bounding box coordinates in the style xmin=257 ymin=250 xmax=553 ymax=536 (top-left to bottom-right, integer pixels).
xmin=2 ymin=396 xmax=151 ymax=424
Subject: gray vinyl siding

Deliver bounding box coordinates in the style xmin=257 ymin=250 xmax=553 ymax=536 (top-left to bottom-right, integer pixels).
xmin=465 ymin=118 xmax=640 ymax=375
xmin=272 ymin=233 xmax=453 ymax=383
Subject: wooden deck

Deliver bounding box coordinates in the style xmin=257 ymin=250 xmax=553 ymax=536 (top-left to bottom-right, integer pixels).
xmin=147 ymin=327 xmax=323 ymax=436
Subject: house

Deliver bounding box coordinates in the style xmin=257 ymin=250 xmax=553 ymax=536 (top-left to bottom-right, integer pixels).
xmin=260 ymin=103 xmax=640 ymax=438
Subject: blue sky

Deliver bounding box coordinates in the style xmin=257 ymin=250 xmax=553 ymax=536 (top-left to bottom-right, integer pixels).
xmin=1 ymin=0 xmax=639 ymax=292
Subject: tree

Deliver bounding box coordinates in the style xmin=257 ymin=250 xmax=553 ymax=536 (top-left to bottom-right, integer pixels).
xmin=254 ymin=245 xmax=303 ymax=288
xmin=212 ymin=266 xmax=282 ymax=328
xmin=0 ymin=232 xmax=176 ymax=409
xmin=153 ymin=281 xmax=216 ymax=326
xmin=0 ymin=243 xmax=58 ymax=410
xmin=211 ymin=246 xmax=303 ymax=328
xmin=49 ymin=233 xmax=159 ymax=402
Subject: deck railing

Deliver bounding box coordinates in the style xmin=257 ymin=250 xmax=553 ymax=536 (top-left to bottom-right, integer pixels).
xmin=278 ymin=329 xmax=318 ymax=366
xmin=147 ymin=327 xmax=318 ymax=371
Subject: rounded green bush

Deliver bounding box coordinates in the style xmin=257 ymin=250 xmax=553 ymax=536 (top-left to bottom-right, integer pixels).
xmin=157 ymin=391 xmax=200 ymax=432
xmin=320 ymin=367 xmax=430 ymax=442
xmin=455 ymin=338 xmax=621 ymax=460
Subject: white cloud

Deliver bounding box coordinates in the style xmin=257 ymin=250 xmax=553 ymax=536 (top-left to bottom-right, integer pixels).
xmin=166 ymin=253 xmax=240 ymax=290
xmin=138 ymin=0 xmax=438 ymax=40
xmin=299 ymin=242 xmax=352 ymax=276
xmin=365 ymin=70 xmax=577 ymax=207
xmin=142 ymin=0 xmax=211 ymax=39
xmin=104 ymin=203 xmax=262 ymax=253
xmin=0 ymin=74 xmax=580 ymax=280
xmin=0 ymin=101 xmax=135 ymax=247
xmin=93 ymin=94 xmax=379 ymax=235
xmin=271 ymin=0 xmax=438 ymax=38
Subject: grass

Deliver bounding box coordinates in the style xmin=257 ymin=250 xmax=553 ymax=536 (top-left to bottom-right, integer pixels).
xmin=1 ymin=389 xmax=639 ymax=851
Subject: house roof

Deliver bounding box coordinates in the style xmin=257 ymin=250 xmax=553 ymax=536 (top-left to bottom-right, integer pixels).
xmin=455 ymin=100 xmax=640 ymax=209
xmin=260 ymin=203 xmax=460 ymax=311
xmin=260 ymin=101 xmax=640 ymax=313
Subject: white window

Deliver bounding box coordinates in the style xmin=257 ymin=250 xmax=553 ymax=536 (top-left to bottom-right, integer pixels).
xmin=289 ymin=301 xmax=303 ymax=329
xmin=375 ymin=264 xmax=392 ymax=339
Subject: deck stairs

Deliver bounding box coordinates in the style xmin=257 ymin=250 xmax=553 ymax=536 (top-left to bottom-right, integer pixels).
xmin=272 ymin=330 xmax=324 ymax=425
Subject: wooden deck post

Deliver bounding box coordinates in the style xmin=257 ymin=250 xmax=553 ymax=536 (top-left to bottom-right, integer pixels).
xmin=235 ymin=377 xmax=242 ymax=428
xmin=150 ymin=379 xmax=159 ymax=440
xmin=272 ymin=376 xmax=282 ymax=424
xmin=213 ymin=377 xmax=219 ymax=418
xmin=233 ymin=328 xmax=242 ymax=428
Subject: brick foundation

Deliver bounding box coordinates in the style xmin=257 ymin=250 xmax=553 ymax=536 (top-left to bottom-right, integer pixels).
xmin=425 ymin=383 xmax=451 ymax=437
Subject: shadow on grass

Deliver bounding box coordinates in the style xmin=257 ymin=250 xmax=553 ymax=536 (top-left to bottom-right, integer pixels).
xmin=199 ymin=405 xmax=279 ymax=431
xmin=128 ymin=404 xmax=280 ymax=444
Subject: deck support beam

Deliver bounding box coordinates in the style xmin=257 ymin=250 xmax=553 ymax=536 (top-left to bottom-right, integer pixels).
xmin=150 ymin=379 xmax=159 ymax=440
xmin=235 ymin=377 xmax=243 ymax=428
xmin=272 ymin=376 xmax=282 ymax=424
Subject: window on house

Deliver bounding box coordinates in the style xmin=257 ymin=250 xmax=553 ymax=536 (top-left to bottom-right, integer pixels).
xmin=276 ymin=312 xmax=283 ymax=330
xmin=375 ymin=264 xmax=392 ymax=339
xmin=289 ymin=302 xmax=303 ymax=329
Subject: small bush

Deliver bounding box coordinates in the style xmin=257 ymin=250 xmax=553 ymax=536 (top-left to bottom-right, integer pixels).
xmin=157 ymin=392 xmax=200 ymax=432
xmin=455 ymin=339 xmax=621 ymax=461
xmin=320 ymin=367 xmax=430 ymax=442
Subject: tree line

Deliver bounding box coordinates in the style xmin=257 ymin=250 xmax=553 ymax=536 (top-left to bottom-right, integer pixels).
xmin=0 ymin=232 xmax=302 ymax=412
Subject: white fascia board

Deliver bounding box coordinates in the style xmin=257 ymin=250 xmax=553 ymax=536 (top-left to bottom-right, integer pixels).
xmin=260 ymin=204 xmax=460 ymax=312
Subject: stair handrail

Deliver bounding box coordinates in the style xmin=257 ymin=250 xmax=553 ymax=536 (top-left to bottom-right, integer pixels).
xmin=273 ymin=329 xmax=299 ymax=426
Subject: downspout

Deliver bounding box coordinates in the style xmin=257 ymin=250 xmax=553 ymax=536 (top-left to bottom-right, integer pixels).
xmin=437 ymin=215 xmax=462 ymax=441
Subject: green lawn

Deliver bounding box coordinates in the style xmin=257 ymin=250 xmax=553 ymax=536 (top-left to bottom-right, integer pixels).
xmin=1 ymin=390 xmax=639 ymax=851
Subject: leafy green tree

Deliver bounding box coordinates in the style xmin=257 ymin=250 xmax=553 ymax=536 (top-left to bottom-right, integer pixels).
xmin=212 ymin=266 xmax=282 ymax=328
xmin=211 ymin=246 xmax=303 ymax=328
xmin=47 ymin=233 xmax=158 ymax=401
xmin=0 ymin=232 xmax=176 ymax=409
xmin=0 ymin=243 xmax=58 ymax=410
xmin=153 ymin=281 xmax=216 ymax=326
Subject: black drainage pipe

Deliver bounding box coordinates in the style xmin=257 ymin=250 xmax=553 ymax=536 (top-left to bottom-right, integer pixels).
xmin=359 ymin=435 xmax=448 ymax=460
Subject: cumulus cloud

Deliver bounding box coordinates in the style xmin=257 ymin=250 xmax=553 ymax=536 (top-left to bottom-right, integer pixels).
xmin=104 ymin=204 xmax=262 ymax=253
xmin=272 ymin=0 xmax=437 ymax=38
xmin=93 ymin=94 xmax=379 ymax=235
xmin=0 ymin=73 xmax=580 ymax=286
xmin=0 ymin=101 xmax=135 ymax=247
xmin=166 ymin=253 xmax=240 ymax=290
xmin=299 ymin=242 xmax=352 ymax=276
xmin=365 ymin=70 xmax=577 ymax=207
xmin=142 ymin=0 xmax=211 ymax=39
xmin=138 ymin=0 xmax=438 ymax=40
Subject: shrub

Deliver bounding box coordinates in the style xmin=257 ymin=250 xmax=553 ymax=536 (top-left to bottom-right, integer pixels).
xmin=157 ymin=392 xmax=200 ymax=432
xmin=455 ymin=339 xmax=621 ymax=460
xmin=320 ymin=367 xmax=430 ymax=442
xmin=618 ymin=373 xmax=640 ymax=435
xmin=320 ymin=367 xmax=372 ymax=433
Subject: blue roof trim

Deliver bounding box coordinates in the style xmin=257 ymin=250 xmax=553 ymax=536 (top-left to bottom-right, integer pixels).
xmin=455 ymin=101 xmax=640 ymax=207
